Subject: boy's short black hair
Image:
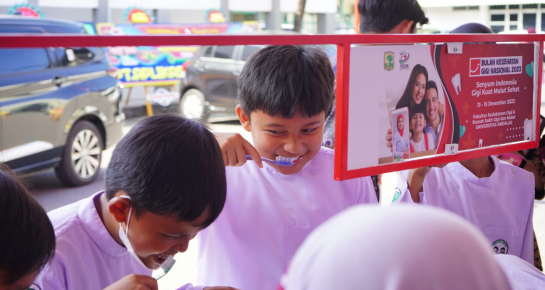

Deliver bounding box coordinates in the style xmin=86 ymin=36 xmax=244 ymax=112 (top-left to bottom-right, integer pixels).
xmin=0 ymin=164 xmax=55 ymax=285
xmin=410 ymin=102 xmax=427 ymax=119
xmin=238 ymin=45 xmax=335 ymax=118
xmin=358 ymin=0 xmax=429 ymax=33
xmin=105 ymin=114 xmax=226 ymax=228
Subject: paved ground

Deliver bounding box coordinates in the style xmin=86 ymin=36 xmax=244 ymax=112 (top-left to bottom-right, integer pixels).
xmin=25 ymin=116 xmax=544 ymax=289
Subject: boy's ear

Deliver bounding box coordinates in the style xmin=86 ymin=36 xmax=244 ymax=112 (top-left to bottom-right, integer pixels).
xmin=391 ymin=19 xmax=415 ymax=34
xmin=108 ymin=192 xmax=131 ymax=224
xmin=236 ymin=105 xmax=251 ymax=132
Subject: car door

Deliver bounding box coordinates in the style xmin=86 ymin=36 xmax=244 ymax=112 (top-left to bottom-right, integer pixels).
xmin=198 ymin=45 xmax=236 ymax=110
xmin=0 ymin=47 xmax=73 ymax=172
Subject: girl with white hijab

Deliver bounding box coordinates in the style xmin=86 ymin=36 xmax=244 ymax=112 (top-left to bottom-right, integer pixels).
xmin=280 ymin=205 xmax=512 ymax=290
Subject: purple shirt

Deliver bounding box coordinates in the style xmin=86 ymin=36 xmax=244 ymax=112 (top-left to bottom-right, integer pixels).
xmin=197 ymin=147 xmax=378 ymax=290
xmin=33 ymin=191 xmax=204 ymax=290
xmin=393 ymin=156 xmax=535 ymax=264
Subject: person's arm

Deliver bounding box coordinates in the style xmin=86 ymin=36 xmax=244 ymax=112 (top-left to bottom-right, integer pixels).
xmin=406 ymin=166 xmax=433 ymax=203
xmin=214 ymin=132 xmax=262 ymax=168
xmin=104 ymin=274 xmax=158 ymax=290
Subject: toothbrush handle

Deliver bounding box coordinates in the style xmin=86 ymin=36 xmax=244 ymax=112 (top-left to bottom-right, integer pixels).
xmin=246 ymin=155 xmax=275 ymax=164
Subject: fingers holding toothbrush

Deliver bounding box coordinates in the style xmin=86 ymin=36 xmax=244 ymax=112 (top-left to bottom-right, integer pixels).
xmin=214 ymin=132 xmax=263 ymax=168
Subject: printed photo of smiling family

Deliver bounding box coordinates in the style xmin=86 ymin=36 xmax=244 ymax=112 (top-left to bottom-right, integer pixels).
xmin=345 ymin=43 xmax=536 ymax=172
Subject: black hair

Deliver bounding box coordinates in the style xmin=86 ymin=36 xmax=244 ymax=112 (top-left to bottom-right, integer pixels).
xmin=451 ymin=23 xmax=493 ymax=34
xmin=238 ymin=45 xmax=335 ymax=118
xmin=396 ymin=64 xmax=429 ymax=110
xmin=0 ymin=164 xmax=55 ymax=285
xmin=410 ymin=102 xmax=427 ymax=119
xmin=105 ymin=114 xmax=226 ymax=228
xmin=358 ymin=0 xmax=429 ymax=33
xmin=426 ymin=80 xmax=438 ymax=93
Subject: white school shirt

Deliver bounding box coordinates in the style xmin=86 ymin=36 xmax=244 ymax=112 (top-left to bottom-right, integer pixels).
xmin=196 ymin=147 xmax=377 ymax=290
xmin=410 ymin=132 xmax=435 ymax=152
xmin=393 ymin=156 xmax=535 ymax=264
xmin=280 ymin=205 xmax=512 ymax=290
xmin=33 ymin=191 xmax=205 ymax=290
xmin=494 ymin=254 xmax=545 ymax=290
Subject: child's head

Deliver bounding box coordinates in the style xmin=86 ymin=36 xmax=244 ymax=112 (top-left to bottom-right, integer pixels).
xmin=425 ymin=81 xmax=439 ymax=123
xmin=105 ymin=114 xmax=226 ymax=269
xmin=237 ymin=45 xmax=334 ymax=175
xmin=0 ymin=165 xmax=55 ymax=289
xmin=410 ymin=103 xmax=427 ymax=136
xmin=358 ymin=0 xmax=428 ymax=34
xmin=397 ymin=114 xmax=404 ymax=131
xmin=280 ymin=205 xmax=511 ymax=290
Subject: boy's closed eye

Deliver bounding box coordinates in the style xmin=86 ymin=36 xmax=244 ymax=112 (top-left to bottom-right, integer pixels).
xmin=266 ymin=130 xmax=284 ymax=135
xmin=302 ymin=127 xmax=319 ymax=134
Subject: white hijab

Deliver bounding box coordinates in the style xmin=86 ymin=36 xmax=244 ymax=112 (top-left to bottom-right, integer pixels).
xmin=280 ymin=205 xmax=512 ymax=290
xmin=494 ymin=254 xmax=545 ymax=289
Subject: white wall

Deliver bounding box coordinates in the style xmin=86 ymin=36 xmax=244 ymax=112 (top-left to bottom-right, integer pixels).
xmin=280 ymin=0 xmax=336 ymax=13
xmin=0 ymin=0 xmax=27 ymax=6
xmin=39 ymin=0 xmax=98 ymax=8
xmin=229 ymin=0 xmax=271 ymax=12
xmin=109 ymin=0 xmax=220 ymax=10
xmin=423 ymin=7 xmax=485 ymax=32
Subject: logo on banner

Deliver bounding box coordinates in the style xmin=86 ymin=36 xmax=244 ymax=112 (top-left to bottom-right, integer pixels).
xmin=384 ymin=51 xmax=394 ymax=71
xmin=492 ymin=239 xmax=509 ymax=254
xmin=469 ymin=57 xmax=522 ymax=77
xmin=399 ymin=51 xmax=410 ymax=70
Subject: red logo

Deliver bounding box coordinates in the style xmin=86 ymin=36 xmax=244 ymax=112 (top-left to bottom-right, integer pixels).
xmin=470 ymin=59 xmax=481 ymax=76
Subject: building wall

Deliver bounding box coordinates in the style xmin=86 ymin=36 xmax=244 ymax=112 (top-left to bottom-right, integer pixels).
xmin=423 ymin=6 xmax=484 ymax=32
xmin=40 ymin=7 xmax=95 ymax=22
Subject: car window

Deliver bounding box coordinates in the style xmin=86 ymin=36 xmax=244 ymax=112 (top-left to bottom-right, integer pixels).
xmin=53 ymin=47 xmax=100 ymax=67
xmin=203 ymin=46 xmax=213 ymax=57
xmin=0 ymin=48 xmax=50 ymax=75
xmin=214 ymin=46 xmax=235 ymax=59
xmin=241 ymin=46 xmax=262 ymax=61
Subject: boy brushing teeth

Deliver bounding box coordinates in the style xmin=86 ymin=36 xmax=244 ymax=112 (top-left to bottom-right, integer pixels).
xmin=197 ymin=45 xmax=378 ymax=290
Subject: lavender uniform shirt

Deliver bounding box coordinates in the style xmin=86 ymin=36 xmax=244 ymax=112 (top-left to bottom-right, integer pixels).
xmin=392 ymin=156 xmax=535 ymax=265
xmin=196 ymin=147 xmax=377 ymax=290
xmin=33 ymin=191 xmax=205 ymax=290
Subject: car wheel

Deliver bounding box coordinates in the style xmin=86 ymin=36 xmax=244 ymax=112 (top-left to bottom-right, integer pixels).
xmin=180 ymin=88 xmax=207 ymax=121
xmin=55 ymin=120 xmax=103 ymax=187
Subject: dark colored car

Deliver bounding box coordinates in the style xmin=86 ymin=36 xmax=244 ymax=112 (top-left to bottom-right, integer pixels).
xmin=0 ymin=16 xmax=124 ymax=186
xmin=180 ymin=44 xmax=337 ymax=122
xmin=180 ymin=45 xmax=263 ymax=121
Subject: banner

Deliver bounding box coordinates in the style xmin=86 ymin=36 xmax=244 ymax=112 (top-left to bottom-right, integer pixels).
xmin=345 ymin=43 xmax=538 ymax=175
xmin=97 ymin=22 xmax=260 ymax=87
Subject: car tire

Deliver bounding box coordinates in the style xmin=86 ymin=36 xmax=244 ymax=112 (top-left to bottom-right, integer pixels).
xmin=55 ymin=120 xmax=103 ymax=187
xmin=180 ymin=88 xmax=208 ymax=121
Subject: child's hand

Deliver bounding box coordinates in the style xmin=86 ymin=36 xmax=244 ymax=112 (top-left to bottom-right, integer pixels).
xmin=103 ymin=274 xmax=158 ymax=290
xmin=215 ymin=132 xmax=263 ymax=168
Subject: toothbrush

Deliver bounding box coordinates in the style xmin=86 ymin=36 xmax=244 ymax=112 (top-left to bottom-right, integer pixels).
xmin=246 ymin=155 xmax=300 ymax=166
xmin=154 ymin=255 xmax=176 ymax=280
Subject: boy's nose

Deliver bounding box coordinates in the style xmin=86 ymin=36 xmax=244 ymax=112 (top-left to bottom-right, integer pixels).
xmin=173 ymin=240 xmax=190 ymax=253
xmin=284 ymin=137 xmax=304 ymax=154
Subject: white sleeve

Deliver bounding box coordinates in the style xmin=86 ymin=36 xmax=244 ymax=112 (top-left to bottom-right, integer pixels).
xmin=391 ymin=170 xmax=415 ymax=204
xmin=176 ymin=284 xmax=206 ymax=290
